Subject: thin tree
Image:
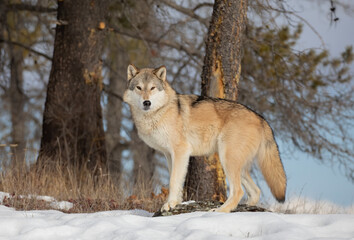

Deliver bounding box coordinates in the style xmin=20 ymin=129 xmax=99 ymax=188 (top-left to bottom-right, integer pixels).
xmin=0 ymin=1 xmax=54 ymax=167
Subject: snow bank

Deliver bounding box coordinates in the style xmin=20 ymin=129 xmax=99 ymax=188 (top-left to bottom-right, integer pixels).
xmin=0 ymin=205 xmax=353 ymax=240
xmin=1 ymin=192 xmax=353 ymax=239
xmin=0 ymin=191 xmax=73 ymax=211
xmin=269 ymin=196 xmax=354 ymax=214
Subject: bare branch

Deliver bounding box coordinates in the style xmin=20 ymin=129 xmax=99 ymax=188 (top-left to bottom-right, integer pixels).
xmin=250 ymin=1 xmax=326 ymax=48
xmin=110 ymin=27 xmax=203 ymax=59
xmin=5 ymin=3 xmax=57 ymax=13
xmin=102 ymin=83 xmax=124 ymax=102
xmin=290 ymin=12 xmax=325 ymax=48
xmin=159 ymin=0 xmax=209 ymax=26
xmin=0 ymin=38 xmax=52 ymax=60
xmin=192 ymin=2 xmax=214 ymax=12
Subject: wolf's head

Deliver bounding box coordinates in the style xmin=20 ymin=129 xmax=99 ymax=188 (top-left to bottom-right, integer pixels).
xmin=123 ymin=64 xmax=170 ymax=112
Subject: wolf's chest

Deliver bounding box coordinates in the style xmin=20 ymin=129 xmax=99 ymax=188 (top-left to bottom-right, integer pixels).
xmin=135 ymin=119 xmax=171 ymax=153
xmin=138 ymin=128 xmax=170 ymax=153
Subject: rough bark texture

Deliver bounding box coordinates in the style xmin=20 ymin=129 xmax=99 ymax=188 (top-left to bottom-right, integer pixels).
xmin=184 ymin=153 xmax=227 ymax=202
xmin=38 ymin=0 xmax=109 ymax=172
xmin=184 ymin=0 xmax=248 ymax=202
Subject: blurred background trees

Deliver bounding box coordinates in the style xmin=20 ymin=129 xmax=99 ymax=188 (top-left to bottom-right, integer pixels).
xmin=0 ymin=0 xmax=353 ymax=197
xmin=37 ymin=0 xmax=109 ymax=175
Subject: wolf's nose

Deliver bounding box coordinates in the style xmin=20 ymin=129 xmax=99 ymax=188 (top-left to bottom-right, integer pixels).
xmin=143 ymin=100 xmax=151 ymax=107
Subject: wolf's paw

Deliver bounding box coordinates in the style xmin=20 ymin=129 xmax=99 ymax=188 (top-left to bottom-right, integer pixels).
xmin=161 ymin=200 xmax=178 ymax=212
xmin=245 ymin=199 xmax=258 ymax=206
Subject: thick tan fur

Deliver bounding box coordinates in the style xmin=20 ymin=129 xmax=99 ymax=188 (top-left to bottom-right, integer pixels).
xmin=123 ymin=65 xmax=287 ymax=212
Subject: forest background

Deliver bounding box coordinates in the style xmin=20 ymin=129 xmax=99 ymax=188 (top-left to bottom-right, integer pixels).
xmin=0 ymin=0 xmax=353 ymax=211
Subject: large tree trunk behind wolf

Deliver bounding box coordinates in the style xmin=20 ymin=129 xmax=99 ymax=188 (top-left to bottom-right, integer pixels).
xmin=184 ymin=0 xmax=248 ymax=202
xmin=37 ymin=0 xmax=109 ymax=173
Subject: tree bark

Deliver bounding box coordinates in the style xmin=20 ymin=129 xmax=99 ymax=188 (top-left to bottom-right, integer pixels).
xmin=184 ymin=0 xmax=248 ymax=202
xmin=38 ymin=0 xmax=109 ymax=173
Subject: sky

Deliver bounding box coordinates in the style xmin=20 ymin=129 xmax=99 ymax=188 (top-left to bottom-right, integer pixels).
xmin=260 ymin=0 xmax=354 ymax=207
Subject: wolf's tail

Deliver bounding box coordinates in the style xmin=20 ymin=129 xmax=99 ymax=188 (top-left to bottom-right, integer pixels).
xmin=257 ymin=124 xmax=286 ymax=202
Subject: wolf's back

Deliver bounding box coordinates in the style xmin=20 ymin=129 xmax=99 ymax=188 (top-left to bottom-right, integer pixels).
xmin=257 ymin=124 xmax=286 ymax=202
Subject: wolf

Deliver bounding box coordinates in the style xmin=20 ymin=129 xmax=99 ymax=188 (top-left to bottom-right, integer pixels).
xmin=123 ymin=64 xmax=287 ymax=213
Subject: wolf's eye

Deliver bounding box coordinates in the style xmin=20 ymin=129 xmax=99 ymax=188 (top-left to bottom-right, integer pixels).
xmin=151 ymin=87 xmax=155 ymax=90
xmin=136 ymin=86 xmax=142 ymax=90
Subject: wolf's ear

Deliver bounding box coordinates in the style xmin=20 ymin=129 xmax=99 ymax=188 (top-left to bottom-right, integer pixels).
xmin=153 ymin=65 xmax=167 ymax=81
xmin=127 ymin=64 xmax=139 ymax=81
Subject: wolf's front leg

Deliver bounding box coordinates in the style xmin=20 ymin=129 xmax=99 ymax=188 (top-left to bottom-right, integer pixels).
xmin=161 ymin=150 xmax=190 ymax=212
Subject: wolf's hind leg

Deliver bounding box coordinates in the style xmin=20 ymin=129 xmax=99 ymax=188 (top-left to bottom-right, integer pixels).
xmin=242 ymin=170 xmax=261 ymax=206
xmin=161 ymin=149 xmax=190 ymax=212
xmin=212 ymin=147 xmax=246 ymax=213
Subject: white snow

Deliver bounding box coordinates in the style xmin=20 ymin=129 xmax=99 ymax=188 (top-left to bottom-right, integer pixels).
xmin=270 ymin=196 xmax=354 ymax=214
xmin=0 ymin=191 xmax=73 ymax=211
xmin=0 ymin=191 xmax=10 ymax=202
xmin=1 ymin=192 xmax=353 ymax=239
xmin=0 ymin=204 xmax=353 ymax=239
xmin=49 ymin=200 xmax=74 ymax=211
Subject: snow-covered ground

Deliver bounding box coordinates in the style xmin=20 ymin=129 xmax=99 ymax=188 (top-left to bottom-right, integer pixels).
xmin=1 ymin=205 xmax=354 ymax=240
xmin=0 ymin=192 xmax=353 ymax=240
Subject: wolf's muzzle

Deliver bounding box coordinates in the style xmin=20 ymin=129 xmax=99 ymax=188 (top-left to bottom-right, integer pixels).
xmin=143 ymin=100 xmax=151 ymax=110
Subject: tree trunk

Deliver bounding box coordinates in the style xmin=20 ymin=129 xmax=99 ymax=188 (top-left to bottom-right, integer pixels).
xmin=9 ymin=45 xmax=26 ymax=167
xmin=184 ymin=0 xmax=248 ymax=202
xmin=106 ymin=48 xmax=128 ymax=184
xmin=38 ymin=0 xmax=109 ymax=173
xmin=2 ymin=6 xmax=27 ymax=168
xmin=131 ymin=125 xmax=156 ymax=185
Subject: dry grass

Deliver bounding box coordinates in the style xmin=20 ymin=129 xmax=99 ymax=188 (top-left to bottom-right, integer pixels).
xmin=2 ymin=155 xmax=352 ymax=215
xmin=0 ymin=159 xmax=167 ymax=213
